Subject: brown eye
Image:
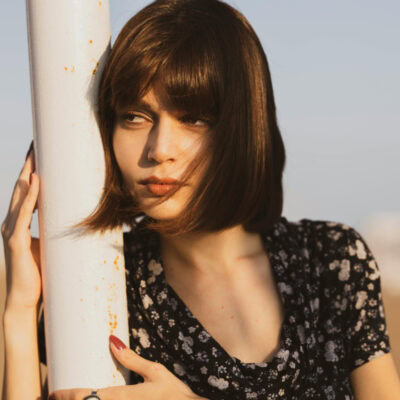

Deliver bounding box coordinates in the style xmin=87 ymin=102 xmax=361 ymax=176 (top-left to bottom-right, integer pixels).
xmin=180 ymin=115 xmax=209 ymax=127
xmin=123 ymin=113 xmax=147 ymax=124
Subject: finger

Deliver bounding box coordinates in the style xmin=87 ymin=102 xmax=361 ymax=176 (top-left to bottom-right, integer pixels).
xmin=14 ymin=172 xmax=39 ymax=233
xmin=109 ymin=335 xmax=158 ymax=381
xmin=23 ymin=144 xmax=36 ymax=176
xmin=8 ymin=145 xmax=36 ymax=215
xmin=20 ymin=142 xmax=35 ymax=179
xmin=25 ymin=140 xmax=33 ymax=161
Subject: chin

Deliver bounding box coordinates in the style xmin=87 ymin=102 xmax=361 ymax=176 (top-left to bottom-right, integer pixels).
xmin=143 ymin=198 xmax=184 ymax=221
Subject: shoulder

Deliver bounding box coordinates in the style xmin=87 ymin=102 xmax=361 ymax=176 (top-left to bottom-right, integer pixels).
xmin=275 ymin=216 xmax=385 ymax=323
xmin=278 ymin=217 xmax=392 ymax=371
xmin=280 ymin=216 xmax=383 ymax=313
xmin=274 ymin=216 xmax=373 ymax=266
xmin=278 ymin=216 xmax=377 ymax=276
xmin=298 ymin=218 xmax=381 ymax=295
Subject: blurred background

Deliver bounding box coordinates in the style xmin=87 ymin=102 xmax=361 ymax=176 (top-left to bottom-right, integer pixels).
xmin=1 ymin=0 xmax=399 ymax=391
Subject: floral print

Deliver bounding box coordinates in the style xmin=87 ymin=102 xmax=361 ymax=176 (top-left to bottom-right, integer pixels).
xmin=37 ymin=215 xmax=392 ymax=399
xmin=123 ymin=215 xmax=392 ymax=399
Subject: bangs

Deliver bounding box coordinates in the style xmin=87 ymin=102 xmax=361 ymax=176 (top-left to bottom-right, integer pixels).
xmin=109 ymin=19 xmax=222 ymax=124
xmin=76 ymin=0 xmax=286 ymax=236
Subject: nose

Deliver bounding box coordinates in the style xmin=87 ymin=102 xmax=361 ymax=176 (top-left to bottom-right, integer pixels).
xmin=147 ymin=116 xmax=176 ymax=164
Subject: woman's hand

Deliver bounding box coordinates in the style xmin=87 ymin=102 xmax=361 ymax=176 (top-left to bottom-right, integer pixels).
xmin=48 ymin=335 xmax=207 ymax=400
xmin=1 ymin=140 xmax=42 ymax=312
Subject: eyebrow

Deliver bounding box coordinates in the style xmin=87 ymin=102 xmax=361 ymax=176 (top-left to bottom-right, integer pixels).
xmin=129 ymin=100 xmax=158 ymax=116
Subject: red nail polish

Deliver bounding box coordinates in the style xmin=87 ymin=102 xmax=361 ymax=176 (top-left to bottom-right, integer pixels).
xmin=109 ymin=334 xmax=126 ymax=351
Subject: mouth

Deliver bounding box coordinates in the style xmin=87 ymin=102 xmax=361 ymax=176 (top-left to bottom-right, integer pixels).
xmin=145 ymin=183 xmax=179 ymax=196
xmin=139 ymin=175 xmax=183 ymax=196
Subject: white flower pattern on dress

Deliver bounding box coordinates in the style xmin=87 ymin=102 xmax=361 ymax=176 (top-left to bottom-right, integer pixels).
xmin=109 ymin=216 xmax=393 ymax=399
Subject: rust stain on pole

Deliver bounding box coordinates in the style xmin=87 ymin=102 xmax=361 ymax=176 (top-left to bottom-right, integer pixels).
xmin=114 ymin=255 xmax=120 ymax=271
xmin=92 ymin=61 xmax=100 ymax=75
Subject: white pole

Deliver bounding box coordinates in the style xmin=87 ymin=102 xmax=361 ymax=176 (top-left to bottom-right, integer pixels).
xmin=25 ymin=0 xmax=130 ymax=393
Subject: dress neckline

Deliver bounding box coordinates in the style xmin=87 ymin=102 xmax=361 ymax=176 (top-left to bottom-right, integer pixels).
xmin=125 ymin=215 xmax=317 ymax=396
xmin=144 ymin=217 xmax=301 ymax=368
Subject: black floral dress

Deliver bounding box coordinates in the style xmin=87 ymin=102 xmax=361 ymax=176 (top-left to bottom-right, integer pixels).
xmin=38 ymin=215 xmax=392 ymax=399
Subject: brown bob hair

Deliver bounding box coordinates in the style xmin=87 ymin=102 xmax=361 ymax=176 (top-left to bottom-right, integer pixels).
xmin=73 ymin=0 xmax=286 ymax=237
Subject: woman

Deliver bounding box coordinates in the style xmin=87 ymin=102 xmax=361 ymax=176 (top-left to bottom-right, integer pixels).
xmin=2 ymin=0 xmax=400 ymax=399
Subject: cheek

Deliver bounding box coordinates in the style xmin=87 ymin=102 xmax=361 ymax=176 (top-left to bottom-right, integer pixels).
xmin=112 ymin=132 xmax=140 ymax=185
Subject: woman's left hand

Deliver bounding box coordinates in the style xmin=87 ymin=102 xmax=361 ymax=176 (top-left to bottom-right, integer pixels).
xmin=48 ymin=335 xmax=207 ymax=400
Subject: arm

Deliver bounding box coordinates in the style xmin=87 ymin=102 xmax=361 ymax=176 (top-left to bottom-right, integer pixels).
xmin=2 ymin=306 xmax=42 ymax=400
xmin=1 ymin=143 xmax=43 ymax=399
xmin=333 ymin=224 xmax=400 ymax=398
xmin=351 ymin=352 xmax=400 ymax=400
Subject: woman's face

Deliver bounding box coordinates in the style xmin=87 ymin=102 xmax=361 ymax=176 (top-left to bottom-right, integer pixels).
xmin=113 ymin=88 xmax=210 ymax=220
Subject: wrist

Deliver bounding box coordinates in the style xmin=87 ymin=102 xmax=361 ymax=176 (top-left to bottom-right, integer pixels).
xmin=3 ymin=307 xmax=38 ymax=349
xmin=3 ymin=303 xmax=38 ymax=326
xmin=4 ymin=294 xmax=39 ymax=316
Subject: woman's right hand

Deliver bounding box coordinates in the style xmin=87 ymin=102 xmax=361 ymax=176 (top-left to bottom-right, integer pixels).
xmin=1 ymin=140 xmax=42 ymax=312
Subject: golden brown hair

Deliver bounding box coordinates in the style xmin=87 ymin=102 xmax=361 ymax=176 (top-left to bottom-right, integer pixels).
xmin=72 ymin=0 xmax=286 ymax=236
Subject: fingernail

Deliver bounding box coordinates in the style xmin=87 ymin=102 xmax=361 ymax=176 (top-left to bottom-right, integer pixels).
xmin=109 ymin=334 xmax=126 ymax=351
xmin=25 ymin=141 xmax=33 ymax=161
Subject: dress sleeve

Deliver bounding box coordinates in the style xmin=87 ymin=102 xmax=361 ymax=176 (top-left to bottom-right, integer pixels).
xmin=338 ymin=224 xmax=392 ymax=371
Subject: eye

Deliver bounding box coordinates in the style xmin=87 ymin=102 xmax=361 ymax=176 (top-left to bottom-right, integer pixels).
xmin=179 ymin=115 xmax=209 ymax=127
xmin=121 ymin=112 xmax=148 ymax=124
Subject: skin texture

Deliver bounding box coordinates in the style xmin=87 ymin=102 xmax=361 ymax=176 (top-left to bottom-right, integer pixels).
xmin=350 ymin=353 xmax=400 ymax=399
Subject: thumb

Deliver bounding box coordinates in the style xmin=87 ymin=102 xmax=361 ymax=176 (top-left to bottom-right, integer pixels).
xmin=109 ymin=335 xmax=156 ymax=380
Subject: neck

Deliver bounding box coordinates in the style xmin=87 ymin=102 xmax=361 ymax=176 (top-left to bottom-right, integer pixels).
xmin=159 ymin=224 xmax=266 ymax=281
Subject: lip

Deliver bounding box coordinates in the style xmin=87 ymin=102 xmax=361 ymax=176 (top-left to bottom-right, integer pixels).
xmin=140 ymin=175 xmax=180 ymax=185
xmin=146 ymin=183 xmax=178 ymax=196
xmin=139 ymin=175 xmax=183 ymax=196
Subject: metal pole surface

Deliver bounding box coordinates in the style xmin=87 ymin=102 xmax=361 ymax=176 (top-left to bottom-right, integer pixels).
xmin=25 ymin=0 xmax=130 ymax=392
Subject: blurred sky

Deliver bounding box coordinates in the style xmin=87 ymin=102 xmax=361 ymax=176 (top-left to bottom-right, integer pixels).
xmin=0 ymin=0 xmax=399 ymax=264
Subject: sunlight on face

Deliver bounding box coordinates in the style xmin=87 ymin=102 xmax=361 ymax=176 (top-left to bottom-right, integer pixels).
xmin=112 ymin=89 xmax=210 ymax=220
